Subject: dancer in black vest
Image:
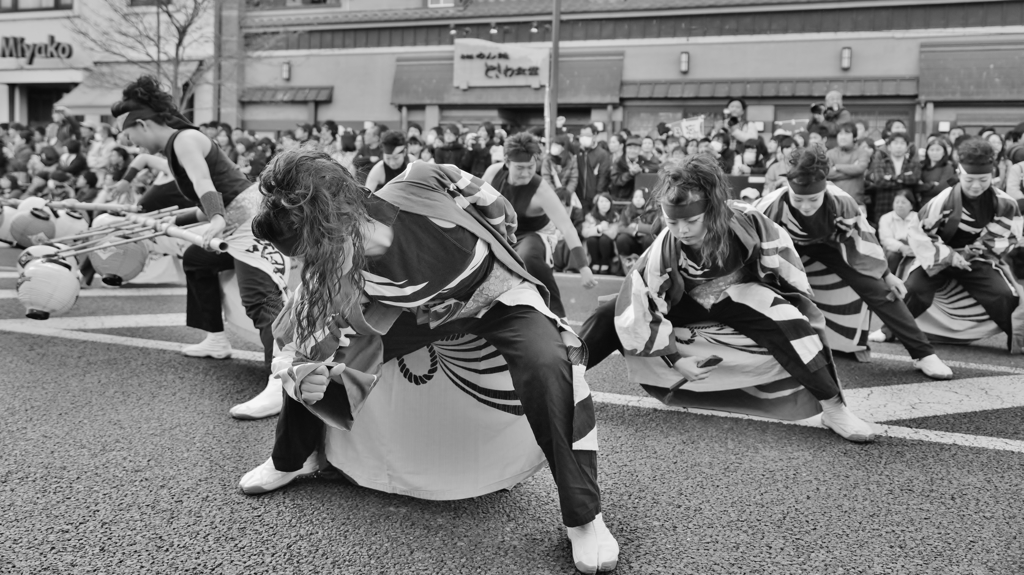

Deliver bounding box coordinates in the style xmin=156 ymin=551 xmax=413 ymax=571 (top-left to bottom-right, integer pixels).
xmin=483 ymin=132 xmax=595 ymax=317
xmin=110 ymin=76 xmax=287 ymax=420
xmin=364 ymin=130 xmax=409 ymax=192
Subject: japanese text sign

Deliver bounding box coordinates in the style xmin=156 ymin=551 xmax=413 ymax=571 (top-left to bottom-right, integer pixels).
xmin=453 ymin=38 xmax=549 ymax=90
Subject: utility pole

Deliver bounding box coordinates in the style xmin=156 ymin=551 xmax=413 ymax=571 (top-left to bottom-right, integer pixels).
xmin=547 ymin=0 xmax=560 ymax=145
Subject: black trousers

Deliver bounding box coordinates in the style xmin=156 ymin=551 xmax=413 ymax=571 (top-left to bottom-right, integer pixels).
xmin=799 ymin=244 xmax=935 ymax=360
xmin=904 ymin=262 xmax=1017 ymax=337
xmin=580 ymin=297 xmax=841 ymax=402
xmin=585 ymin=235 xmax=616 ymax=268
xmin=182 ymin=245 xmax=283 ymax=366
xmin=514 ymin=232 xmax=565 ymax=317
xmin=614 ymin=233 xmax=653 ymax=258
xmin=272 ymin=303 xmax=601 ymax=527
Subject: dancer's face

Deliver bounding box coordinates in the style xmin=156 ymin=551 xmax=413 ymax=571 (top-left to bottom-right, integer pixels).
xmin=123 ymin=121 xmax=161 ymax=154
xmin=959 ymin=172 xmax=991 ymax=198
xmin=383 ymin=145 xmax=407 ymax=170
xmin=663 ymin=209 xmax=706 ymax=246
xmin=506 ymin=159 xmax=537 ymax=186
xmin=788 ymin=190 xmax=826 ymax=216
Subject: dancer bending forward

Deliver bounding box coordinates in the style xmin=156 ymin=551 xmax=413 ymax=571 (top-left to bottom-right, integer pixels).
xmin=111 ymin=76 xmax=288 ymax=420
xmin=242 ymin=151 xmax=618 ymax=574
xmin=582 ymin=154 xmax=877 ymax=442
xmin=756 ymin=145 xmax=953 ymax=379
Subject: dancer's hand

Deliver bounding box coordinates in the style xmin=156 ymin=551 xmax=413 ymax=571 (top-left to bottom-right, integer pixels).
xmin=203 ymin=214 xmax=226 ymax=250
xmin=299 ymin=365 xmax=330 ymax=404
xmin=951 ymin=252 xmax=972 ymax=270
xmin=883 ymin=273 xmax=907 ymax=299
xmin=579 ymin=266 xmax=598 ymax=290
xmin=672 ymin=357 xmax=718 ymax=382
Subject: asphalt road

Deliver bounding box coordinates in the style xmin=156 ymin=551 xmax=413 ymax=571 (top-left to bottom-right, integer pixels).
xmin=2 ymin=245 xmax=1023 ymax=575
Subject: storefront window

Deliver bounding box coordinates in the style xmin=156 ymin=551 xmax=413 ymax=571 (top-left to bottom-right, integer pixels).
xmin=0 ymin=0 xmax=72 ymax=10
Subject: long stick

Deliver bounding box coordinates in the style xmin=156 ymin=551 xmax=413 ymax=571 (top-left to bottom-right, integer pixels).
xmin=57 ymin=216 xmax=227 ymax=257
xmin=49 ymin=206 xmax=191 ymax=244
xmin=48 ymin=200 xmax=143 ymax=213
xmin=59 ymin=223 xmax=206 ymax=258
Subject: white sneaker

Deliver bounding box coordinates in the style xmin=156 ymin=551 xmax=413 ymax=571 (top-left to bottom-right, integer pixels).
xmin=566 ymin=513 xmax=619 ymax=574
xmin=182 ymin=331 xmax=232 ymax=359
xmin=239 ymin=452 xmax=319 ymax=495
xmin=913 ymin=354 xmax=954 ymax=380
xmin=867 ymin=329 xmax=888 ymax=343
xmin=819 ymin=397 xmax=877 ymax=443
xmin=229 ymin=375 xmax=283 ymax=420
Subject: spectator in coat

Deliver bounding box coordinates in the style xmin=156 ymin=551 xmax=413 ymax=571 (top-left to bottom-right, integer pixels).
xmin=433 ymin=124 xmax=469 ymax=169
xmin=825 ymin=122 xmax=872 ymax=205
xmin=806 ymin=90 xmax=852 ymax=148
xmin=58 ymin=139 xmax=89 ymax=176
xmin=763 ymin=136 xmax=797 ymax=194
xmin=352 ymin=124 xmax=383 ymax=183
xmin=722 ymin=98 xmax=760 ymax=145
xmin=1004 ymin=145 xmax=1024 ymax=201
xmin=8 ymin=129 xmax=34 ymax=174
xmin=610 ymin=136 xmax=659 ymax=200
xmin=541 ymin=134 xmax=579 ymax=204
xmin=575 ymin=124 xmax=611 ymax=214
xmin=866 ymin=132 xmax=920 ymax=221
xmin=916 ymin=140 xmax=958 ymax=206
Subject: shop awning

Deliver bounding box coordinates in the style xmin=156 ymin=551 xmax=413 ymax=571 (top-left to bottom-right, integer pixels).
xmin=620 ymin=77 xmax=918 ymax=99
xmin=919 ymin=41 xmax=1024 ymax=102
xmin=56 ymin=61 xmax=201 ymax=117
xmin=240 ymin=86 xmax=334 ymax=103
xmin=392 ymin=54 xmax=623 ymax=107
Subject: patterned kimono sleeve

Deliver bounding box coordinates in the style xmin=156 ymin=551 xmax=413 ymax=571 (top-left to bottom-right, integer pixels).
xmin=270 ymin=287 xmax=384 ymax=430
xmin=980 ymin=191 xmax=1023 ymax=257
xmin=908 ymin=188 xmax=956 ymax=275
xmin=613 ymin=230 xmax=682 ymax=362
xmin=744 ymin=207 xmax=813 ymax=296
xmin=830 ymin=191 xmax=889 ymax=279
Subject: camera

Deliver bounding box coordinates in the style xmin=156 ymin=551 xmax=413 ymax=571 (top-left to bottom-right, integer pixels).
xmin=810 ymin=103 xmax=839 ymax=122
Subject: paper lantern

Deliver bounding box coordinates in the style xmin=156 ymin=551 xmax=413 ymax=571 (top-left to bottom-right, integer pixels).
xmin=90 ymin=212 xmax=125 ymax=230
xmin=89 ymin=239 xmax=149 ymax=286
xmin=17 ymin=257 xmax=81 ymax=320
xmin=16 ymin=196 xmax=48 ymax=214
xmin=10 ymin=208 xmax=56 ymax=247
xmin=52 ymin=209 xmax=89 ymax=240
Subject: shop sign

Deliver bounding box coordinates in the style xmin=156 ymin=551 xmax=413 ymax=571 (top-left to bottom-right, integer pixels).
xmin=453 ymin=38 xmax=549 ymax=90
xmin=0 ymin=35 xmax=74 ymax=65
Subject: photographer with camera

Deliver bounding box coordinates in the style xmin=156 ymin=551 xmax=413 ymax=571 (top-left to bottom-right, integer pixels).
xmin=806 ymin=90 xmax=852 ymax=149
xmin=722 ymin=98 xmax=760 ymax=145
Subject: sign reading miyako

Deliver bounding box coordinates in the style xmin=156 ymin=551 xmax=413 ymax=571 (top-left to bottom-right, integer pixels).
xmin=453 ymin=38 xmax=549 ymax=90
xmin=0 ymin=36 xmax=74 ymax=65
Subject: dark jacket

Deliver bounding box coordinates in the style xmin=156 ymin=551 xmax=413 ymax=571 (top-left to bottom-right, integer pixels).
xmin=610 ymin=154 xmax=660 ymax=200
xmin=576 ymin=145 xmax=611 ymax=212
xmin=352 ymin=144 xmax=383 ymax=184
xmin=434 ymin=142 xmax=469 ymax=170
xmin=915 ymin=161 xmax=957 ymax=206
xmin=466 ymin=144 xmax=493 ymax=178
xmin=59 ymin=153 xmax=88 ymax=176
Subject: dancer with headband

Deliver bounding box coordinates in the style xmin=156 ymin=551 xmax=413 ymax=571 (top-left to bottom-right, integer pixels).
xmin=756 ymin=144 xmax=953 ymax=379
xmin=904 ymin=137 xmax=1023 ymax=353
xmin=244 ymin=151 xmax=617 ymax=574
xmin=580 ymin=154 xmax=876 ymax=442
xmin=483 ymin=132 xmax=596 ymax=318
xmin=110 ymin=76 xmax=289 ymax=420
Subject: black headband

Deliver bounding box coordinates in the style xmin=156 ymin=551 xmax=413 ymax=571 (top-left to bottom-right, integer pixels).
xmin=960 ymin=161 xmax=994 ymax=175
xmin=789 ymin=178 xmax=828 ymax=196
xmin=507 ymin=150 xmax=535 ymax=163
xmin=661 ymin=200 xmax=708 ymax=219
xmin=114 ymin=108 xmax=160 ymax=132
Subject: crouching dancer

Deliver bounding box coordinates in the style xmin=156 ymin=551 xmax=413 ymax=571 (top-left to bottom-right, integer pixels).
xmin=240 ymin=151 xmax=618 ymax=574
xmin=582 ymin=155 xmax=877 ymax=442
xmin=756 ymin=145 xmax=953 ymax=379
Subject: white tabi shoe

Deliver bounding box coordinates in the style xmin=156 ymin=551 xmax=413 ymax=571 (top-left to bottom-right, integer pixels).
xmin=239 ymin=452 xmax=319 ymax=495
xmin=867 ymin=329 xmax=888 ymax=343
xmin=182 ymin=331 xmax=233 ymax=359
xmin=566 ymin=513 xmax=619 ymax=574
xmin=819 ymin=397 xmax=877 ymax=443
xmin=229 ymin=375 xmax=283 ymax=420
xmin=913 ymin=354 xmax=954 ymax=380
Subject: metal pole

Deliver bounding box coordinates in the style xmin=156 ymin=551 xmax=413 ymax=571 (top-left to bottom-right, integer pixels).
xmin=156 ymin=2 xmax=162 ymax=82
xmin=547 ymin=0 xmax=560 ymax=147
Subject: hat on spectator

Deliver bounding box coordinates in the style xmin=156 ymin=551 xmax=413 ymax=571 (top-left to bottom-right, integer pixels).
xmin=625 ymin=136 xmax=642 ymax=148
xmin=50 ymin=170 xmax=72 ymax=184
xmin=739 ymin=187 xmax=760 ymax=201
xmin=40 ymin=146 xmax=60 ymax=166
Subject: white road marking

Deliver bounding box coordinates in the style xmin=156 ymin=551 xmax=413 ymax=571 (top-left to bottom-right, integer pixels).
xmin=2 ymin=312 xmax=1023 ymax=454
xmin=0 ymin=271 xmax=18 ymax=279
xmin=592 ymin=391 xmax=1024 ymax=454
xmin=870 ymin=351 xmax=1024 ymax=375
xmin=0 ymin=287 xmax=186 ymax=299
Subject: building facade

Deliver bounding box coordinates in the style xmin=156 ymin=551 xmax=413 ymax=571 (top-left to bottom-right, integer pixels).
xmin=227 ymin=0 xmax=1024 ymax=142
xmin=0 ymin=0 xmax=216 ymax=127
